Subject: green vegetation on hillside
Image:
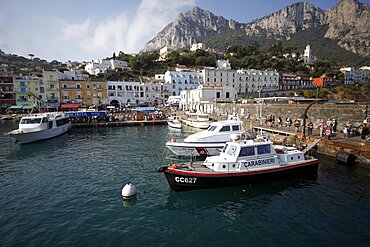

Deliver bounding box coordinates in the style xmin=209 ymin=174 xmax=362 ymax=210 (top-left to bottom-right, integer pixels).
xmin=107 ymin=42 xmax=353 ymax=82
xmin=198 ymin=25 xmax=370 ymax=67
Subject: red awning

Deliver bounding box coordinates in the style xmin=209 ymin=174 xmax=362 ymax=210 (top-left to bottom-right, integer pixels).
xmin=61 ymin=104 xmax=80 ymax=109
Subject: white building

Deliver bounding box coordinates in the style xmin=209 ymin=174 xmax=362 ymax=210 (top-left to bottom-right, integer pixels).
xmin=159 ymin=46 xmax=173 ymax=61
xmin=107 ymin=81 xmax=142 ymax=108
xmin=107 ymin=80 xmax=171 ymax=108
xmin=142 ymin=82 xmax=172 ymax=106
xmin=360 ymin=67 xmax=370 ymax=84
xmin=341 ymin=67 xmax=370 ymax=85
xmin=190 ymin=43 xmax=205 ymax=52
xmin=202 ymin=67 xmax=279 ymax=95
xmin=154 ymin=74 xmax=165 ymax=82
xmin=216 ymin=59 xmax=231 ymax=70
xmin=164 ymin=68 xmax=202 ymax=96
xmin=236 ymin=69 xmax=279 ymax=94
xmin=180 ymin=84 xmax=237 ymax=113
xmin=63 ymin=70 xmax=89 ymax=81
xmin=303 ymin=44 xmax=316 ymax=64
xmin=85 ymin=59 xmax=129 ymax=75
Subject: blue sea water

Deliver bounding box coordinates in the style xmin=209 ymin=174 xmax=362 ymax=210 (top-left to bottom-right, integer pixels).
xmin=0 ymin=121 xmax=370 ymax=247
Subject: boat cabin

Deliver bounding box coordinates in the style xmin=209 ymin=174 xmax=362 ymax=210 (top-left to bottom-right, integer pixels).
xmin=184 ymin=119 xmax=248 ymax=143
xmin=204 ymin=138 xmax=305 ymax=172
xmin=18 ymin=113 xmax=69 ymax=133
xmin=206 ymin=120 xmax=244 ymax=133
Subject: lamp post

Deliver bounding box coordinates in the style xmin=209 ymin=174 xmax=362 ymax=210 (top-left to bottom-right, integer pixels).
xmin=258 ymin=87 xmax=262 ymax=126
xmin=301 ymin=99 xmax=326 ymax=141
xmin=0 ymin=89 xmax=4 ymax=114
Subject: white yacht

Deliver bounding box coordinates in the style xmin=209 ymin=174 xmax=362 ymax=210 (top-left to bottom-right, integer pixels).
xmin=166 ymin=118 xmax=248 ymax=157
xmin=7 ymin=112 xmax=71 ymax=144
xmin=159 ymin=137 xmax=320 ymax=191
xmin=182 ymin=111 xmax=211 ymax=129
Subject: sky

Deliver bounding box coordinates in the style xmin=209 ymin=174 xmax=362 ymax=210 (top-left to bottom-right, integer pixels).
xmin=0 ymin=0 xmax=368 ymax=62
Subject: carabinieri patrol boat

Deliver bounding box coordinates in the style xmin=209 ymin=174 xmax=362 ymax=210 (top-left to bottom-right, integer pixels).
xmin=158 ymin=136 xmax=319 ymax=191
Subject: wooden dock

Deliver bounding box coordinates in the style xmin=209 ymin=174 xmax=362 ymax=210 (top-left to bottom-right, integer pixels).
xmin=253 ymin=126 xmax=295 ymax=136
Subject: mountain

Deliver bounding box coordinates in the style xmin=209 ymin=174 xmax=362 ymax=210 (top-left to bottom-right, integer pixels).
xmin=142 ymin=0 xmax=370 ymax=60
xmin=142 ymin=7 xmax=241 ymax=53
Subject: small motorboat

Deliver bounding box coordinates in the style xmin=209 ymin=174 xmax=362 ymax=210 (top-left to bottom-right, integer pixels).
xmin=167 ymin=115 xmax=182 ymax=129
xmin=7 ymin=112 xmax=71 ymax=143
xmin=166 ymin=117 xmax=248 ymax=157
xmin=182 ymin=111 xmax=211 ymax=129
xmin=159 ymin=137 xmax=319 ymax=191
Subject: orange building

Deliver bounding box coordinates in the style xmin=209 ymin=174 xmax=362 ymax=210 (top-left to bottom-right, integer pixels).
xmin=59 ymin=80 xmax=107 ymax=108
xmin=312 ymin=75 xmax=334 ymax=87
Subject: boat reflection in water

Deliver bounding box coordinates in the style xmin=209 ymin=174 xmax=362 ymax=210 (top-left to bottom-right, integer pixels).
xmin=165 ymin=173 xmax=318 ymax=211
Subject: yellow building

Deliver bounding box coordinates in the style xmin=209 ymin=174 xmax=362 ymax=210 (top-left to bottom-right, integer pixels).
xmin=13 ymin=75 xmax=46 ymax=109
xmin=59 ymin=80 xmax=107 ymax=108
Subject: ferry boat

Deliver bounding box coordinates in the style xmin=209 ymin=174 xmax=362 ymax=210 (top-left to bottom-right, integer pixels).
xmin=167 ymin=114 xmax=182 ymax=129
xmin=7 ymin=112 xmax=71 ymax=144
xmin=159 ymin=137 xmax=319 ymax=191
xmin=182 ymin=111 xmax=211 ymax=129
xmin=166 ymin=118 xmax=248 ymax=157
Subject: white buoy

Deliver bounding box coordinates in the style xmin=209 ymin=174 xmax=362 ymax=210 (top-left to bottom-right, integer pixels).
xmin=121 ymin=182 xmax=137 ymax=199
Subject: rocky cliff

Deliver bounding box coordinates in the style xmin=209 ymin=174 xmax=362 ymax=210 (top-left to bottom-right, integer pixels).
xmin=325 ymin=0 xmax=370 ymax=55
xmin=142 ymin=0 xmax=370 ymax=57
xmin=142 ymin=7 xmax=241 ymax=52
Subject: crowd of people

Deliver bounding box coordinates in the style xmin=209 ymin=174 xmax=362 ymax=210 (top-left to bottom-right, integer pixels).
xmin=257 ymin=114 xmax=369 ymax=142
xmin=69 ymin=112 xmax=167 ymax=124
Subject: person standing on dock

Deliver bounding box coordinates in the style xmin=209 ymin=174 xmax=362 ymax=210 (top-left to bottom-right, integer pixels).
xmin=360 ymin=124 xmax=369 ymax=145
xmin=347 ymin=122 xmax=352 ymax=138
xmin=318 ymin=121 xmax=324 ymax=137
xmin=333 ymin=119 xmax=338 ymax=133
xmin=343 ymin=125 xmax=348 ymax=139
xmin=307 ymin=121 xmax=313 ymax=136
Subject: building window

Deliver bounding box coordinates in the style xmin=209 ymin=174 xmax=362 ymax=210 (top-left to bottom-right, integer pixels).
xmin=226 ymin=92 xmax=230 ymax=98
xmin=216 ymin=92 xmax=220 ymax=98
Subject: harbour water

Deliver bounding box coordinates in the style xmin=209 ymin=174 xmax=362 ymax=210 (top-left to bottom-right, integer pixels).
xmin=1 ymin=121 xmax=370 ymax=246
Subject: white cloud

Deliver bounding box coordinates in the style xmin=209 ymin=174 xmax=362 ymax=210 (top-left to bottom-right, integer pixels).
xmin=61 ymin=0 xmax=196 ymax=58
xmin=126 ymin=0 xmax=196 ymax=52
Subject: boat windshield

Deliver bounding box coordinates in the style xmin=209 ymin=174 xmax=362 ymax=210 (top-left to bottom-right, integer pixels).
xmin=207 ymin=126 xmax=217 ymax=131
xmin=221 ymin=144 xmax=229 ymax=153
xmin=20 ymin=118 xmax=42 ymax=124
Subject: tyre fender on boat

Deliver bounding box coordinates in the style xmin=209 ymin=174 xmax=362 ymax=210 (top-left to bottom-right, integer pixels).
xmin=157 ymin=166 xmax=168 ymax=173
